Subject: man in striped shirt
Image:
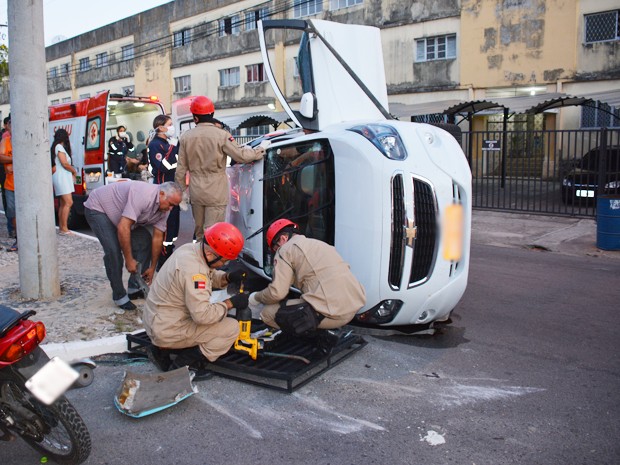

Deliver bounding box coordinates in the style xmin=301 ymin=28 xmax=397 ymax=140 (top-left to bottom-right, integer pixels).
xmin=84 ymin=181 xmax=182 ymax=311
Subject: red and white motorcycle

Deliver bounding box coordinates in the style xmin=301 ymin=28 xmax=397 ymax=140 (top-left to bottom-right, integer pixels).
xmin=0 ymin=305 xmax=91 ymax=464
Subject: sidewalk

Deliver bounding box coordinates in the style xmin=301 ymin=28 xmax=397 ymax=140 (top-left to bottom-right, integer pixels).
xmin=0 ymin=210 xmax=617 ymax=357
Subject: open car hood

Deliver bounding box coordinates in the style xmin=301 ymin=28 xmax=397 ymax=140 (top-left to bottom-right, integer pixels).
xmin=258 ymin=19 xmax=391 ymax=131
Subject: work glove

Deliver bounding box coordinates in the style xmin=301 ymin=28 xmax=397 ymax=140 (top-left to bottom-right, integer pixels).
xmin=249 ymin=292 xmax=260 ymax=307
xmin=259 ymin=140 xmax=271 ymax=150
xmin=229 ymin=293 xmax=249 ymax=309
xmin=227 ymin=270 xmax=246 ymax=284
xmin=179 ymin=189 xmax=190 ymax=211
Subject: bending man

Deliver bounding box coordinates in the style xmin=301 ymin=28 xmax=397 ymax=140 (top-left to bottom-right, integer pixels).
xmin=84 ymin=181 xmax=182 ymax=311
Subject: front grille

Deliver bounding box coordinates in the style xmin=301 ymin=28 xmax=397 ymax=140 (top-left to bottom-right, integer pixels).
xmin=409 ymin=178 xmax=437 ymax=285
xmin=388 ymin=174 xmax=405 ymax=289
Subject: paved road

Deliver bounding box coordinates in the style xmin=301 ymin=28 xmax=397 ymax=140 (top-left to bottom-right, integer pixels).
xmin=4 ymin=243 xmax=619 ymax=465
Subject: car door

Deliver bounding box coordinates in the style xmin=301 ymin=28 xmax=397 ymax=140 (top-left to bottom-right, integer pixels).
xmin=258 ymin=19 xmax=391 ymax=132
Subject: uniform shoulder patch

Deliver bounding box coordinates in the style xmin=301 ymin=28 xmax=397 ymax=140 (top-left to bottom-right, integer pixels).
xmin=192 ymin=273 xmax=207 ymax=290
xmin=228 ymin=136 xmax=235 ymax=142
xmin=155 ymin=153 xmax=163 ymax=161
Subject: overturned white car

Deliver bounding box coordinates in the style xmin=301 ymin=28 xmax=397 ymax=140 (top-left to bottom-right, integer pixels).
xmin=227 ymin=19 xmax=472 ymax=328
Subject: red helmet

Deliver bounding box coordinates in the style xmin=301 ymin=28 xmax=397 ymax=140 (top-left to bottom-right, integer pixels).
xmin=190 ymin=96 xmax=215 ymax=115
xmin=266 ymin=219 xmax=298 ymax=250
xmin=204 ymin=222 xmax=244 ymax=260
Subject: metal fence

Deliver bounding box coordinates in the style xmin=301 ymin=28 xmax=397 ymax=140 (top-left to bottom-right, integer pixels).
xmin=462 ymin=128 xmax=620 ymax=217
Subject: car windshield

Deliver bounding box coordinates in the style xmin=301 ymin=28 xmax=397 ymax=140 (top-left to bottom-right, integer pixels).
xmin=580 ymin=148 xmax=620 ymax=172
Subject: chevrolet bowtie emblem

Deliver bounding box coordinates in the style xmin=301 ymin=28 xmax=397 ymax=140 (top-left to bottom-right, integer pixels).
xmin=405 ymin=219 xmax=417 ymax=247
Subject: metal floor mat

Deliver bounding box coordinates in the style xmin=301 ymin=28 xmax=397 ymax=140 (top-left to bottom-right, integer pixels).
xmin=126 ymin=327 xmax=366 ymax=393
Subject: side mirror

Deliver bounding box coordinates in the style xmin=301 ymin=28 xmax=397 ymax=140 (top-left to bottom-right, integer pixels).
xmin=299 ymin=92 xmax=316 ymax=119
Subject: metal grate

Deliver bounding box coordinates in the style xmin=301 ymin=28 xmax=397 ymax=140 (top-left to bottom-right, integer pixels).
xmin=409 ymin=178 xmax=437 ymax=285
xmin=126 ymin=329 xmax=366 ymax=393
xmin=389 ymin=174 xmax=405 ymax=289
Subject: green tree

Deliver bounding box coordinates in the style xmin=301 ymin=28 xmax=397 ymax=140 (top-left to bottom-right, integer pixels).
xmin=0 ymin=44 xmax=8 ymax=79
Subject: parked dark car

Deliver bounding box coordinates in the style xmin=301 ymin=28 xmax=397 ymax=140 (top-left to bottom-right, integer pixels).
xmin=561 ymin=146 xmax=620 ymax=204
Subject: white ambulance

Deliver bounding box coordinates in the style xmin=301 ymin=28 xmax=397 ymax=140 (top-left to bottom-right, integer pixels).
xmin=49 ymin=91 xmax=165 ymax=227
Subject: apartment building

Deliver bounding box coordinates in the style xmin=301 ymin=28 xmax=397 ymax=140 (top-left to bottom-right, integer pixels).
xmin=0 ymin=0 xmax=618 ymax=134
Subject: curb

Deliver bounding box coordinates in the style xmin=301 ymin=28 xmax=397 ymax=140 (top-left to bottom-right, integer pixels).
xmin=43 ymin=334 xmax=129 ymax=361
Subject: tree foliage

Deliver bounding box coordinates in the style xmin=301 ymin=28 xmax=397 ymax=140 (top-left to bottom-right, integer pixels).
xmin=0 ymin=44 xmax=8 ymax=79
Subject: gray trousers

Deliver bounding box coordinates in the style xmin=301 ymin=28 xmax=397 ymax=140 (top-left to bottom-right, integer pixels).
xmin=85 ymin=207 xmax=152 ymax=306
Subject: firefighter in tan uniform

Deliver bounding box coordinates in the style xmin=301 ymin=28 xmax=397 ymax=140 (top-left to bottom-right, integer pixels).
xmin=249 ymin=219 xmax=366 ymax=351
xmin=175 ymin=95 xmax=267 ymax=240
xmin=143 ymin=222 xmax=249 ymax=372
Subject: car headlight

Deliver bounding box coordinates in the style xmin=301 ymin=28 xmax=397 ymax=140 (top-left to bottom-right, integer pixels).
xmin=604 ymin=180 xmax=620 ymax=189
xmin=562 ymin=178 xmax=573 ymax=187
xmin=349 ymin=124 xmax=408 ymax=160
xmin=354 ymin=299 xmax=403 ymax=324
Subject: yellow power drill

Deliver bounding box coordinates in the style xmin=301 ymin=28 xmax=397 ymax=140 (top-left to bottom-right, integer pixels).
xmin=233 ymin=281 xmax=259 ymax=360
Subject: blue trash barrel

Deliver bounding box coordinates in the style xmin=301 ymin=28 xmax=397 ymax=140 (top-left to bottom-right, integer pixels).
xmin=597 ymin=195 xmax=620 ymax=250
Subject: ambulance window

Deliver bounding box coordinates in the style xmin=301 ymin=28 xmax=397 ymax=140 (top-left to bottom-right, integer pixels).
xmin=263 ymin=139 xmax=335 ymax=252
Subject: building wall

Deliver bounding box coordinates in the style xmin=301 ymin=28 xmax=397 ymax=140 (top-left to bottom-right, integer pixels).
xmin=461 ymin=0 xmax=578 ymax=89
xmin=0 ymin=0 xmax=618 ymax=129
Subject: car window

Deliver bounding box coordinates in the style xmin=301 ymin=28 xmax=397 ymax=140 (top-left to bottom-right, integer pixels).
xmin=263 ymin=138 xmax=335 ymax=260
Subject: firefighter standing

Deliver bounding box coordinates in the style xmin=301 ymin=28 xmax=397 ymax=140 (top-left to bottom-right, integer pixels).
xmin=249 ymin=219 xmax=366 ymax=351
xmin=175 ymin=95 xmax=267 ymax=240
xmin=148 ymin=114 xmax=180 ymax=269
xmin=143 ymin=222 xmax=249 ymax=371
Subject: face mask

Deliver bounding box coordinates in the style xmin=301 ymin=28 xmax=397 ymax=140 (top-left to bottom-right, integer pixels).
xmin=165 ymin=126 xmax=175 ymax=137
xmin=118 ymin=131 xmax=126 ymax=138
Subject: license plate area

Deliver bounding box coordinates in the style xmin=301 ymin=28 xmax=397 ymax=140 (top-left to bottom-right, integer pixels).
xmin=576 ymin=189 xmax=594 ymax=198
xmin=442 ymin=203 xmax=464 ymax=261
xmin=25 ymin=357 xmax=79 ymax=405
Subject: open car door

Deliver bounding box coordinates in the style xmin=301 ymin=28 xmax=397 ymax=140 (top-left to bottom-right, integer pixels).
xmin=83 ymin=91 xmax=109 ymax=192
xmin=258 ymin=19 xmax=391 ymax=132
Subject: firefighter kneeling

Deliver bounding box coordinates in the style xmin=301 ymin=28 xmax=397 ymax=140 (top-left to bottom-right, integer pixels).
xmin=143 ymin=222 xmax=249 ymax=373
xmin=249 ymin=220 xmax=366 ymax=354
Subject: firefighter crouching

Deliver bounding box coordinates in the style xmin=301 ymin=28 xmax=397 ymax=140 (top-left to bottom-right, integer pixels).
xmin=249 ymin=219 xmax=366 ymax=353
xmin=143 ymin=222 xmax=249 ymax=372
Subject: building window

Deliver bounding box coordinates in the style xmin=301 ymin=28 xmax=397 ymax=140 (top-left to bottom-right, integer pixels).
xmin=121 ymin=44 xmax=134 ymax=61
xmin=416 ymin=34 xmax=457 ymax=62
xmin=79 ymin=57 xmax=91 ymax=72
xmin=246 ymin=125 xmax=270 ymax=137
xmin=51 ymin=99 xmax=59 ymax=105
xmin=96 ymin=52 xmax=108 ymax=68
xmin=219 ymin=15 xmax=241 ymax=37
xmin=174 ymin=29 xmax=192 ymax=47
xmin=48 ymin=67 xmax=58 ymax=78
xmin=60 ymin=63 xmax=69 ymax=76
xmin=246 ymin=63 xmax=265 ymax=83
xmin=330 ymin=0 xmax=362 ymax=10
xmin=79 ymin=93 xmax=91 ymax=99
xmin=581 ymin=102 xmax=620 ymax=128
xmin=62 ymin=97 xmax=71 ymax=103
xmin=245 ymin=8 xmax=269 ymax=31
xmin=584 ymin=10 xmax=620 ymax=43
xmin=219 ymin=67 xmax=240 ymax=87
xmin=294 ymin=0 xmax=322 ymax=18
xmin=174 ymin=75 xmax=192 ymax=95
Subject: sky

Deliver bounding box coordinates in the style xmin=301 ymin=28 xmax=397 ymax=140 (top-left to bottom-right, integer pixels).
xmin=0 ymin=0 xmax=170 ymax=46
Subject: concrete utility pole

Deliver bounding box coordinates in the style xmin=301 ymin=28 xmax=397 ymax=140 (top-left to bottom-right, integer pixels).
xmin=8 ymin=0 xmax=60 ymax=298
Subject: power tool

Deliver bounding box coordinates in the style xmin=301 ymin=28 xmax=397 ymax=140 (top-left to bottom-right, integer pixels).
xmin=233 ymin=281 xmax=259 ymax=360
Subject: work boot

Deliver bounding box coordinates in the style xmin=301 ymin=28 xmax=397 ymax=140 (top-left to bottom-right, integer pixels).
xmin=146 ymin=345 xmax=172 ymax=372
xmin=169 ymin=346 xmax=206 ymax=371
xmin=315 ymin=329 xmax=342 ymax=356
